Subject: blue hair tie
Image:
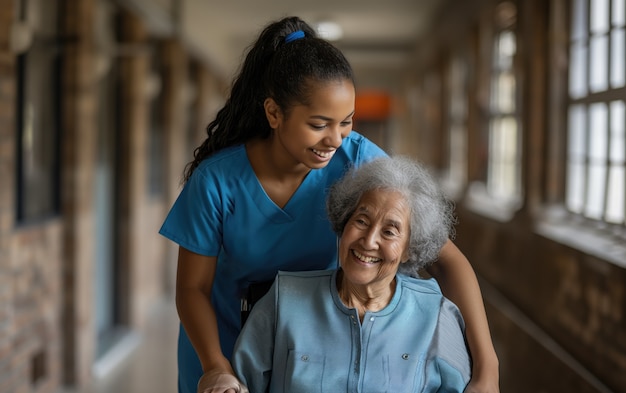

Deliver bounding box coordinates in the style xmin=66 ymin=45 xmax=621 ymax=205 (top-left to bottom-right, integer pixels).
xmin=285 ymin=30 xmax=305 ymax=43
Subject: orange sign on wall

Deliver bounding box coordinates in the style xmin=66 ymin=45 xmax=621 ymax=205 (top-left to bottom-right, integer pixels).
xmin=354 ymin=90 xmax=391 ymax=121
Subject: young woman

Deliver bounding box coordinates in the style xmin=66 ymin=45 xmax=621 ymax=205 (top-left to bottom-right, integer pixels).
xmin=159 ymin=16 xmax=499 ymax=393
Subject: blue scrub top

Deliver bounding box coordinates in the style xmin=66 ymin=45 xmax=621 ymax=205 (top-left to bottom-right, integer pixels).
xmin=159 ymin=131 xmax=386 ymax=386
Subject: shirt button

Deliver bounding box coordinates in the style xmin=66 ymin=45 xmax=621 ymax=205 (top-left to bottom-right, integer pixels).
xmin=301 ymin=355 xmax=309 ymax=362
xmin=402 ymin=353 xmax=410 ymax=360
xmin=369 ymin=316 xmax=375 ymax=321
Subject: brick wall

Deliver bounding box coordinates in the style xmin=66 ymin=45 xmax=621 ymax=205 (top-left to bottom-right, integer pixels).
xmin=0 ymin=0 xmax=64 ymax=392
xmin=455 ymin=209 xmax=626 ymax=392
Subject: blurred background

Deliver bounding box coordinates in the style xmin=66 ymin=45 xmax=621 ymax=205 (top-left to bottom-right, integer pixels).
xmin=0 ymin=0 xmax=625 ymax=392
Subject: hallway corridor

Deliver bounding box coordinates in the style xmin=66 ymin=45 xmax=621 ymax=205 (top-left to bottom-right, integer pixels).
xmin=63 ymin=298 xmax=179 ymax=393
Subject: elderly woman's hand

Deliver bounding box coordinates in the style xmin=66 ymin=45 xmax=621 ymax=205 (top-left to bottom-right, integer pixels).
xmin=197 ymin=369 xmax=249 ymax=393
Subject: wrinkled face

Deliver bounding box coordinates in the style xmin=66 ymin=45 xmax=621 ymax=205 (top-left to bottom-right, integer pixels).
xmin=338 ymin=189 xmax=411 ymax=289
xmin=265 ymin=79 xmax=355 ymax=169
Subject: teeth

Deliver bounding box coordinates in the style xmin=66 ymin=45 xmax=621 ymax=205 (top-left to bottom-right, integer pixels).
xmin=312 ymin=148 xmax=334 ymax=158
xmin=353 ymin=250 xmax=381 ymax=263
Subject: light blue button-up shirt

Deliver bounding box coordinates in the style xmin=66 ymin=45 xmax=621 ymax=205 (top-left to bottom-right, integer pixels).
xmin=232 ymin=270 xmax=471 ymax=393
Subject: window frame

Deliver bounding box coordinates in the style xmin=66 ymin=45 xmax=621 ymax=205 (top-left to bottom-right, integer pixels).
xmin=441 ymin=47 xmax=472 ymax=200
xmin=15 ymin=0 xmax=62 ymax=224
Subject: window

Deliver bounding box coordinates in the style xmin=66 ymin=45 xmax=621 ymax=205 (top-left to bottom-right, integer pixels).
xmin=15 ymin=0 xmax=61 ymax=223
xmin=486 ymin=2 xmax=521 ymax=204
xmin=465 ymin=1 xmax=521 ymax=221
xmin=185 ymin=59 xmax=200 ymax=162
xmin=443 ymin=54 xmax=469 ymax=198
xmin=148 ymin=41 xmax=165 ymax=197
xmin=567 ymin=0 xmax=626 ymax=227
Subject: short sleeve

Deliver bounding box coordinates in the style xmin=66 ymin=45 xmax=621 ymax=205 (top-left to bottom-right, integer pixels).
xmin=158 ymin=168 xmax=224 ymax=256
xmin=353 ymin=132 xmax=388 ymax=164
xmin=422 ymin=298 xmax=471 ymax=391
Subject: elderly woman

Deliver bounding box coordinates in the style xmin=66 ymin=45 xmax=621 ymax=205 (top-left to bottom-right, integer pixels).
xmin=232 ymin=156 xmax=472 ymax=393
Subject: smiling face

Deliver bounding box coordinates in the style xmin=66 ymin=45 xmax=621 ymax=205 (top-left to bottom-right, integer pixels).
xmin=338 ymin=189 xmax=411 ymax=291
xmin=264 ymin=79 xmax=355 ymax=169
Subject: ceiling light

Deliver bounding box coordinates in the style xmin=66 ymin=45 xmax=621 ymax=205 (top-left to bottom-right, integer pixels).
xmin=315 ymin=21 xmax=343 ymax=41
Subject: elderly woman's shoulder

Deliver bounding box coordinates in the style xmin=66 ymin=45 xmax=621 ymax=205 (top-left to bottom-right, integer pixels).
xmin=275 ymin=269 xmax=335 ymax=287
xmin=397 ymin=275 xmax=463 ymax=320
xmin=397 ymin=273 xmax=444 ymax=296
xmin=277 ymin=269 xmax=334 ymax=279
xmin=272 ymin=270 xmax=336 ymax=301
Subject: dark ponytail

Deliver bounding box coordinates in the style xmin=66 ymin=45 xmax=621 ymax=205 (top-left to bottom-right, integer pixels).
xmin=183 ymin=16 xmax=355 ymax=182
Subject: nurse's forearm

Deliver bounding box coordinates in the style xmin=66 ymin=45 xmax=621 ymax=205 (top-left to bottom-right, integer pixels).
xmin=426 ymin=240 xmax=499 ymax=387
xmin=176 ymin=288 xmax=233 ymax=374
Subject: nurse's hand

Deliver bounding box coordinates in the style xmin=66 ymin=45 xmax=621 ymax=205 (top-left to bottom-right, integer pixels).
xmin=464 ymin=379 xmax=500 ymax=393
xmin=197 ymin=369 xmax=249 ymax=393
xmin=464 ymin=360 xmax=500 ymax=393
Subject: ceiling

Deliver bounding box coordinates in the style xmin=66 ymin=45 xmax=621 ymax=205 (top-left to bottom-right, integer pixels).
xmin=175 ymin=0 xmax=444 ymax=88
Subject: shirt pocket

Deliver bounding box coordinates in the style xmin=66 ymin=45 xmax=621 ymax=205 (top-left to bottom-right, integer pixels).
xmin=364 ymin=353 xmax=423 ymax=393
xmin=283 ymin=349 xmax=326 ymax=393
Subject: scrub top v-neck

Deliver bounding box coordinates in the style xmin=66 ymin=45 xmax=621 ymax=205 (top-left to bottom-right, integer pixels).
xmin=243 ymin=151 xmax=321 ymax=224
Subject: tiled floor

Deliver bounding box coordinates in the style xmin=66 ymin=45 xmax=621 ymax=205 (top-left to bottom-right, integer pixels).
xmin=63 ymin=298 xmax=180 ymax=393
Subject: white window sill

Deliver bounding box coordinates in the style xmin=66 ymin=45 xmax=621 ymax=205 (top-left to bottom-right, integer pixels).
xmin=535 ymin=206 xmax=626 ymax=268
xmin=439 ymin=177 xmax=465 ymax=201
xmin=463 ymin=182 xmax=521 ymax=222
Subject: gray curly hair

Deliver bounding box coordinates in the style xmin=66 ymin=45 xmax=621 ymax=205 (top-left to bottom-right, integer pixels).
xmin=326 ymin=156 xmax=456 ymax=276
